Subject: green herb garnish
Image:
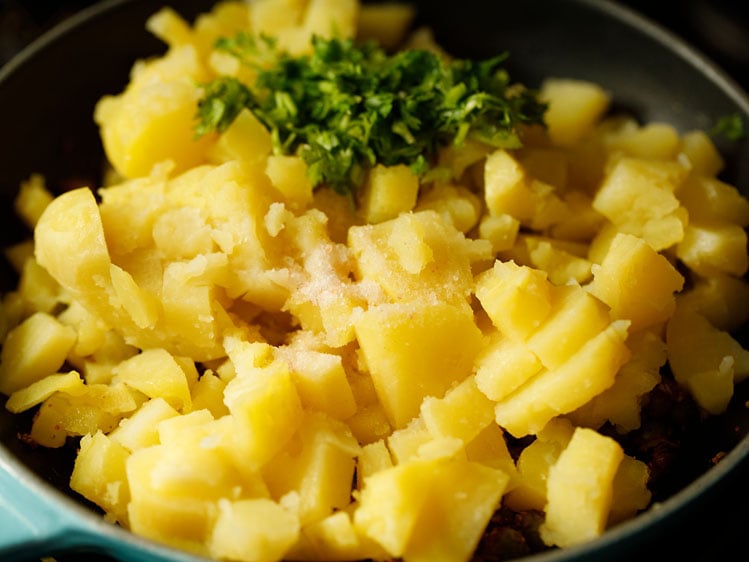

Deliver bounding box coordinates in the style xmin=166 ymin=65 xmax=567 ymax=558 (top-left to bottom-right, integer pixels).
xmin=196 ymin=34 xmax=547 ymax=198
xmin=711 ymin=112 xmax=746 ymax=141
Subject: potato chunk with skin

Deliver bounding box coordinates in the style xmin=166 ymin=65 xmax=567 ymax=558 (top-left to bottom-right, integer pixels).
xmin=354 ymin=300 xmax=483 ymax=429
xmin=540 ymin=427 xmax=624 ymax=548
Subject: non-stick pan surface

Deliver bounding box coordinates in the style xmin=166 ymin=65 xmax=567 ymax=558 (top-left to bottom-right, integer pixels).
xmin=1 ymin=0 xmax=748 ymax=560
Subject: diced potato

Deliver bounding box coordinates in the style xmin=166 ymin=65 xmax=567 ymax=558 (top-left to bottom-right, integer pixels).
xmin=677 ymin=176 xmax=749 ymax=226
xmin=356 ymin=2 xmax=416 ymax=49
xmin=680 ymin=130 xmax=724 ymax=177
xmin=474 ymin=332 xmax=543 ymax=402
xmin=95 ymin=45 xmax=212 ymax=179
xmin=587 ymin=232 xmax=684 ymax=332
xmin=190 ymin=371 xmax=230 ymax=418
xmin=358 ymin=164 xmax=419 ymax=224
xmin=34 ymin=187 xmax=112 ymax=306
xmin=592 ymin=157 xmax=688 ymax=250
xmin=210 ymin=108 xmax=274 ymax=168
xmin=676 ymin=222 xmax=748 ymax=277
xmin=608 ymin=455 xmax=651 ymax=525
xmin=358 ymin=439 xmax=394 ymax=488
xmin=540 ymin=427 xmax=623 ymax=547
xmin=113 ymin=349 xmax=193 ymax=412
xmin=17 ymin=257 xmax=63 ymax=316
xmin=475 ymin=260 xmax=552 ymax=342
xmin=0 ymin=312 xmax=77 ymax=395
xmin=494 ymin=321 xmax=631 ymax=437
xmin=478 ymin=214 xmax=520 ymax=253
xmin=262 ymin=412 xmax=360 ymax=525
xmin=223 ymin=355 xmax=304 ymax=468
xmin=209 ymin=498 xmax=300 ymax=562
xmin=503 ymin=418 xmax=573 ymax=511
xmin=483 ymin=149 xmax=534 ymax=221
xmin=284 ymin=349 xmax=357 ymax=421
xmin=569 ymin=329 xmax=664 ymax=432
xmin=266 ymin=154 xmax=314 ymax=209
xmin=540 ymin=79 xmax=611 ymax=147
xmin=5 ymin=370 xmax=83 ymax=413
xmin=666 ymin=301 xmax=749 ymax=412
xmin=420 ymin=376 xmax=495 ymax=445
xmin=678 ymin=273 xmax=749 ymax=332
xmin=399 ymin=460 xmax=509 ymax=562
xmin=14 ymin=173 xmax=54 ymax=229
xmin=354 ymin=457 xmax=508 ymax=561
xmin=525 ymin=284 xmax=611 ymax=369
xmin=109 ymin=397 xmax=180 ymax=452
xmin=349 ymin=210 xmax=492 ymax=305
xmin=606 ymin=122 xmax=680 ymax=160
xmin=415 ymin=183 xmax=483 ymax=234
xmin=70 ymin=431 xmax=131 ymax=524
xmin=354 ymin=300 xmax=483 ymax=428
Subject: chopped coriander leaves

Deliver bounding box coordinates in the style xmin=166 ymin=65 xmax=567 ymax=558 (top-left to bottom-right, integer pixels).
xmin=195 ymin=34 xmax=547 ymax=198
xmin=711 ymin=112 xmax=746 ymax=142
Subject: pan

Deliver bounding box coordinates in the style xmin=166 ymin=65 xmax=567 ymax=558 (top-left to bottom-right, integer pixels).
xmin=1 ymin=0 xmax=748 ymax=560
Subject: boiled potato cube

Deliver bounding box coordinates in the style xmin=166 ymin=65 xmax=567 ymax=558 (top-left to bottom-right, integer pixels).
xmin=540 ymin=79 xmax=611 ymax=147
xmin=540 ymin=427 xmax=623 ymax=547
xmin=34 ymin=187 xmax=112 ymax=305
xmin=356 ymin=2 xmax=416 ymax=49
xmin=592 ymin=157 xmax=687 ymax=251
xmin=676 ymin=222 xmax=748 ymax=277
xmin=0 ymin=312 xmax=77 ymax=395
xmin=262 ymin=412 xmax=360 ymax=525
xmin=359 ymin=164 xmax=419 ymax=224
xmin=587 ymin=232 xmax=684 ymax=332
xmin=113 ymin=349 xmax=192 ymax=412
xmin=349 ymin=210 xmax=491 ymax=304
xmin=677 ymin=176 xmax=749 ymax=226
xmin=475 ymin=260 xmax=552 ymax=342
xmin=5 ymin=370 xmax=83 ymax=413
xmin=209 ymin=498 xmax=300 ymax=562
xmin=666 ymin=301 xmax=749 ymax=412
xmin=354 ymin=300 xmax=483 ymax=428
xmin=109 ymin=397 xmax=180 ymax=452
xmin=14 ymin=173 xmax=54 ymax=229
xmin=525 ymin=284 xmax=611 ymax=369
xmin=70 ymin=431 xmax=131 ymax=524
xmin=494 ymin=321 xmax=631 ymax=437
xmin=679 ymin=130 xmax=724 ymax=177
xmin=420 ymin=375 xmax=495 ymax=444
xmin=474 ymin=333 xmax=543 ymax=402
xmin=95 ymin=46 xmax=212 ymax=179
xmin=223 ymin=356 xmax=304 ymax=468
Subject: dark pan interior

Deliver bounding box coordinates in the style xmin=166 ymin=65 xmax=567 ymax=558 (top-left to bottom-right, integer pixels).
xmin=1 ymin=0 xmax=749 ymax=560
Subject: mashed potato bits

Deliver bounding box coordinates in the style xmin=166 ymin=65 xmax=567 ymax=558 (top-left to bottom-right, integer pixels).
xmin=1 ymin=0 xmax=749 ymax=561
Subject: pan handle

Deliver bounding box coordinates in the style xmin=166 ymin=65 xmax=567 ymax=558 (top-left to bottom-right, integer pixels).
xmin=0 ymin=452 xmax=98 ymax=560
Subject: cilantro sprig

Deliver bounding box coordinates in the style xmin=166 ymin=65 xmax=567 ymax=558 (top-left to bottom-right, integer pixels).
xmin=196 ymin=34 xmax=547 ymax=198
